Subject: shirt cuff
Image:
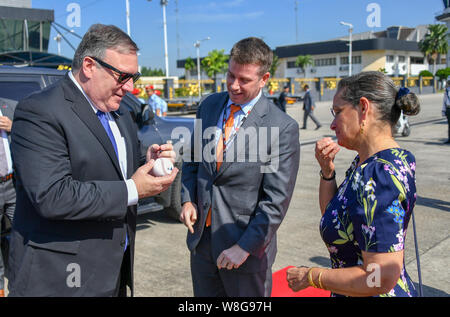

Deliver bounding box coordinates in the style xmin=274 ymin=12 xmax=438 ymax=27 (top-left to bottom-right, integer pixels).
xmin=126 ymin=179 xmax=139 ymax=206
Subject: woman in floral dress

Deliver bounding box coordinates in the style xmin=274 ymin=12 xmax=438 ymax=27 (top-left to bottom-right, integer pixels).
xmin=287 ymin=72 xmax=420 ymax=297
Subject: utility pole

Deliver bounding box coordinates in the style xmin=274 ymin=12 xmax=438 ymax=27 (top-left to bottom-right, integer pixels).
xmin=162 ymin=0 xmax=170 ymax=77
xmin=194 ymin=37 xmax=210 ymax=98
xmin=340 ymin=21 xmax=353 ymax=76
xmin=175 ymin=0 xmax=180 ymax=60
xmin=125 ymin=0 xmax=131 ymax=36
xmin=148 ymin=0 xmax=170 ymax=77
xmin=295 ymin=0 xmax=299 ymax=43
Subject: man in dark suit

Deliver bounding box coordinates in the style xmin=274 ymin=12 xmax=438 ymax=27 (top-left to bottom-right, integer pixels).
xmin=0 ymin=97 xmax=16 ymax=297
xmin=276 ymin=85 xmax=290 ymax=112
xmin=180 ymin=37 xmax=300 ymax=297
xmin=302 ymin=84 xmax=321 ymax=130
xmin=7 ymin=24 xmax=178 ymax=297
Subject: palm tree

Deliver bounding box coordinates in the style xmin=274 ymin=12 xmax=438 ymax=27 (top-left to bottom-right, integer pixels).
xmin=269 ymin=54 xmax=280 ymax=77
xmin=184 ymin=57 xmax=196 ymax=79
xmin=201 ymin=49 xmax=228 ymax=90
xmin=295 ymin=55 xmax=314 ymax=77
xmin=419 ymin=24 xmax=448 ymax=76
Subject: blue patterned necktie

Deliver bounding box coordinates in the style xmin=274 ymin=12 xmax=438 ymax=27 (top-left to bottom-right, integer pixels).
xmin=96 ymin=110 xmax=128 ymax=251
xmin=96 ymin=111 xmax=118 ymax=159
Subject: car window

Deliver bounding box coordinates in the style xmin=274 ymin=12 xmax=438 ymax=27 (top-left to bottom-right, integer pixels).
xmin=47 ymin=75 xmax=65 ymax=85
xmin=0 ymin=81 xmax=42 ymax=102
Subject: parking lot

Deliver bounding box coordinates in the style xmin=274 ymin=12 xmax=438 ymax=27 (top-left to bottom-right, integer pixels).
xmin=134 ymin=92 xmax=450 ymax=297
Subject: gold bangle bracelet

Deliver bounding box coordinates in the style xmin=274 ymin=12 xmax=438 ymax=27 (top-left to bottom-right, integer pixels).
xmin=307 ymin=268 xmax=318 ymax=288
xmin=318 ymin=270 xmax=326 ymax=290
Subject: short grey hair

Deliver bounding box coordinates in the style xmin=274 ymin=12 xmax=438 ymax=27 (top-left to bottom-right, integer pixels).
xmin=337 ymin=71 xmax=420 ymax=127
xmin=72 ymin=24 xmax=139 ymax=72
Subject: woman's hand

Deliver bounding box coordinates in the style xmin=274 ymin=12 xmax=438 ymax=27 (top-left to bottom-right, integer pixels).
xmin=315 ymin=137 xmax=340 ymax=177
xmin=286 ymin=266 xmax=310 ymax=292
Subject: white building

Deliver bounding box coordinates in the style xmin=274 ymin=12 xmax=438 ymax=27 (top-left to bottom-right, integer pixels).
xmin=274 ymin=25 xmax=446 ymax=79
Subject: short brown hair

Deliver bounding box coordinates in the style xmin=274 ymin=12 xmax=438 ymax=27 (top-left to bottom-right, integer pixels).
xmin=229 ymin=37 xmax=273 ymax=76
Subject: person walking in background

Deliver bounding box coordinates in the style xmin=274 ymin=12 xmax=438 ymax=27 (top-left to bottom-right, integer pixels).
xmin=287 ymin=71 xmax=420 ymax=297
xmin=442 ymin=76 xmax=450 ymax=144
xmin=7 ymin=24 xmax=177 ymax=297
xmin=276 ymin=85 xmax=290 ymax=112
xmin=302 ymin=84 xmax=321 ymax=130
xmin=0 ymin=97 xmax=16 ymax=298
xmin=180 ymin=37 xmax=300 ymax=297
xmin=146 ymin=85 xmax=168 ymax=117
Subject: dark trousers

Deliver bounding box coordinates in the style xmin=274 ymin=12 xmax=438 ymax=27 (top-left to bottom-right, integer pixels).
xmin=446 ymin=108 xmax=450 ymax=140
xmin=302 ymin=109 xmax=321 ymax=129
xmin=114 ymin=247 xmax=130 ymax=297
xmin=190 ymin=227 xmax=272 ymax=297
xmin=0 ymin=178 xmax=16 ymax=290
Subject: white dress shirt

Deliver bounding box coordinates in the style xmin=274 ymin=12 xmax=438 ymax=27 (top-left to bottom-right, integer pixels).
xmin=68 ymin=71 xmax=138 ymax=206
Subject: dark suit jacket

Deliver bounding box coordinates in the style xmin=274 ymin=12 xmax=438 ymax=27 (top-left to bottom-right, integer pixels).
xmin=8 ymin=74 xmax=143 ymax=296
xmin=181 ymin=92 xmax=300 ymax=275
xmin=303 ymin=90 xmax=314 ymax=111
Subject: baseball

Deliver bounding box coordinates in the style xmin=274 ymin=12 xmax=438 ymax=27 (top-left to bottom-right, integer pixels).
xmin=150 ymin=157 xmax=174 ymax=177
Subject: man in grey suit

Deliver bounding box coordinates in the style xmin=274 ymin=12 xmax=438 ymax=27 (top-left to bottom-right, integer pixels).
xmin=0 ymin=97 xmax=16 ymax=297
xmin=301 ymin=84 xmax=321 ymax=130
xmin=180 ymin=37 xmax=300 ymax=297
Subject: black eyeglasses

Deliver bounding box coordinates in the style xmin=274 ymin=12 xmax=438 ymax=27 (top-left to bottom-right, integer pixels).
xmin=330 ymin=107 xmax=336 ymax=118
xmin=90 ymin=56 xmax=141 ymax=84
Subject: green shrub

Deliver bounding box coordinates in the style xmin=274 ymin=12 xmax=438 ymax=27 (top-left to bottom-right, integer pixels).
xmin=419 ymin=70 xmax=433 ymax=78
xmin=435 ymin=67 xmax=450 ymax=81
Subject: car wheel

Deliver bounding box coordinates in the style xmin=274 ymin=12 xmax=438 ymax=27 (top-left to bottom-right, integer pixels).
xmin=164 ymin=163 xmax=182 ymax=221
xmin=154 ymin=160 xmax=182 ymax=222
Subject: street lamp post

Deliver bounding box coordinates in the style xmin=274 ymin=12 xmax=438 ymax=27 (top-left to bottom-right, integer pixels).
xmin=148 ymin=0 xmax=170 ymax=78
xmin=340 ymin=21 xmax=353 ymax=77
xmin=194 ymin=37 xmax=210 ymax=98
xmin=125 ymin=0 xmax=131 ymax=36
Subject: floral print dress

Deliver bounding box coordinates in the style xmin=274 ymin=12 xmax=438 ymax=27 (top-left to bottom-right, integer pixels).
xmin=320 ymin=148 xmax=418 ymax=297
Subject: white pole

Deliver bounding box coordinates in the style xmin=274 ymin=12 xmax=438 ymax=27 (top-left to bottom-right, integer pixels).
xmin=162 ymin=0 xmax=169 ymax=77
xmin=194 ymin=37 xmax=210 ymax=98
xmin=195 ymin=42 xmax=201 ymax=97
xmin=349 ymin=27 xmax=353 ymax=76
xmin=54 ymin=34 xmax=61 ymax=56
xmin=340 ymin=21 xmax=353 ymax=77
xmin=126 ymin=0 xmax=131 ymax=36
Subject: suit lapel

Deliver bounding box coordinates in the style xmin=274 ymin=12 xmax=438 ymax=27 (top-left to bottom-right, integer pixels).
xmin=215 ymin=94 xmax=268 ymax=179
xmin=202 ymin=93 xmax=228 ymax=176
xmin=62 ymin=75 xmax=123 ymax=179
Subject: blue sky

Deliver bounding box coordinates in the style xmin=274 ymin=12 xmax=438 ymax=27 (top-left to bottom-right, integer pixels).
xmin=33 ymin=0 xmax=445 ymax=76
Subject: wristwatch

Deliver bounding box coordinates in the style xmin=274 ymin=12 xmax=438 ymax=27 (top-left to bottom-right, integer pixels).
xmin=320 ymin=170 xmax=336 ymax=181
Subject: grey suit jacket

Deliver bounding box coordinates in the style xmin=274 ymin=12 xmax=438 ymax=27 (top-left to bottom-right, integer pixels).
xmin=181 ymin=92 xmax=300 ymax=273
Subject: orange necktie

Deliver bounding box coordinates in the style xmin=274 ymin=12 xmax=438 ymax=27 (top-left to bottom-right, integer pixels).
xmin=206 ymin=104 xmax=241 ymax=227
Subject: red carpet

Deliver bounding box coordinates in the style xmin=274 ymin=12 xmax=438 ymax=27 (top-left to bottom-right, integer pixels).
xmin=271 ymin=266 xmax=331 ymax=297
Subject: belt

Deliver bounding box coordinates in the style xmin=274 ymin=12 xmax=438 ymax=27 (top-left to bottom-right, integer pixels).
xmin=0 ymin=173 xmax=13 ymax=183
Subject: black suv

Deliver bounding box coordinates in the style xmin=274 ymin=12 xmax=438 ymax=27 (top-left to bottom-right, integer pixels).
xmin=0 ymin=65 xmax=194 ymax=221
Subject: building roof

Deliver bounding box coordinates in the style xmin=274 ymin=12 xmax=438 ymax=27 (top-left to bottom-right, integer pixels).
xmin=274 ymin=38 xmax=420 ymax=59
xmin=0 ymin=5 xmax=53 ymax=22
xmin=0 ymin=51 xmax=72 ymax=68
